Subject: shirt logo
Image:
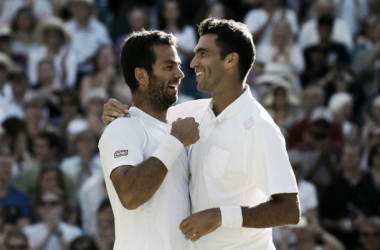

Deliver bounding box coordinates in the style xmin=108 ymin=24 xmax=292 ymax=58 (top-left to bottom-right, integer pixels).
xmin=114 ymin=150 xmax=128 ymax=158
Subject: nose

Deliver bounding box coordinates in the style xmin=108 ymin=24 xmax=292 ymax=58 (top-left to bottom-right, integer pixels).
xmin=175 ymin=67 xmax=185 ymax=79
xmin=190 ymin=56 xmax=198 ymax=69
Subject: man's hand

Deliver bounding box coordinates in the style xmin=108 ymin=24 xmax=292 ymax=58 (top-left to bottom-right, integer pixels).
xmin=102 ymin=98 xmax=130 ymax=125
xmin=179 ymin=208 xmax=221 ymax=241
xmin=171 ymin=118 xmax=200 ymax=147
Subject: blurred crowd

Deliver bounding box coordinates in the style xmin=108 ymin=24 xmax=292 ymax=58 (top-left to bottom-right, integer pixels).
xmin=0 ymin=0 xmax=379 ymax=249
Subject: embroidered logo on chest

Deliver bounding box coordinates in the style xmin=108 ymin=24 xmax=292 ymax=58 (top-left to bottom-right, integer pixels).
xmin=114 ymin=150 xmax=129 ymax=158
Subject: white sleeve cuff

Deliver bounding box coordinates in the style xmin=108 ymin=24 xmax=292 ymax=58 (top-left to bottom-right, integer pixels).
xmin=151 ymin=135 xmax=183 ymax=170
xmin=220 ymin=206 xmax=243 ymax=228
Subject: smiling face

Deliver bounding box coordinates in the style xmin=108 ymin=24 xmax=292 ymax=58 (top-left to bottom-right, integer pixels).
xmin=190 ymin=34 xmax=226 ymax=94
xmin=146 ymin=45 xmax=184 ymax=110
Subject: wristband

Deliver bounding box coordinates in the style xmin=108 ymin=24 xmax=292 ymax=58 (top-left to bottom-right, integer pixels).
xmin=151 ymin=135 xmax=183 ymax=170
xmin=220 ymin=206 xmax=243 ymax=227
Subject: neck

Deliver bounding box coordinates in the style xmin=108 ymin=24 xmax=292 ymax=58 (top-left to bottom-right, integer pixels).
xmin=133 ymin=96 xmax=168 ymax=123
xmin=78 ymin=19 xmax=89 ymax=29
xmin=47 ymin=46 xmax=59 ymax=55
xmin=211 ymin=82 xmax=245 ymax=116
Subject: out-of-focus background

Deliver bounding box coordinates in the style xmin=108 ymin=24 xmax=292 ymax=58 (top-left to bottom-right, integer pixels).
xmin=0 ymin=0 xmax=379 ymax=249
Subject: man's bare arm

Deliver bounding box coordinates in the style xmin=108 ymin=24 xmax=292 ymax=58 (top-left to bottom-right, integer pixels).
xmin=111 ymin=158 xmax=169 ymax=210
xmin=180 ymin=193 xmax=300 ymax=241
xmin=110 ymin=117 xmax=199 ymax=210
xmin=241 ymin=193 xmax=300 ymax=228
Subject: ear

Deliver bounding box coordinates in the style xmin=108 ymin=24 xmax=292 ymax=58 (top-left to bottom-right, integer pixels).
xmin=135 ymin=67 xmax=149 ymax=88
xmin=224 ymin=52 xmax=239 ymax=70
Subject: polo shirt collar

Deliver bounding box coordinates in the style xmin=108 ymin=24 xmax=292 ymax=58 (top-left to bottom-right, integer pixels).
xmin=209 ymin=84 xmax=253 ymax=123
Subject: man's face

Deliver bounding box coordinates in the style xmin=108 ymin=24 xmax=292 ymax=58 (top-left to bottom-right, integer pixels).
xmin=72 ymin=3 xmax=91 ymax=23
xmin=341 ymin=145 xmax=361 ymax=170
xmin=191 ymin=34 xmax=226 ymax=94
xmin=147 ymin=45 xmax=184 ymax=110
xmin=360 ymin=225 xmax=380 ymax=250
xmin=34 ymin=138 xmax=53 ymax=163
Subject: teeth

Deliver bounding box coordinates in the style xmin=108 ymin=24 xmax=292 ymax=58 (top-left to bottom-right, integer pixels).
xmin=196 ymin=72 xmax=204 ymax=77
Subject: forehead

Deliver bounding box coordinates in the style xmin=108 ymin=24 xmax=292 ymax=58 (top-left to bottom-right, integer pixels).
xmin=194 ymin=34 xmax=219 ymax=52
xmin=153 ymin=45 xmax=180 ymax=64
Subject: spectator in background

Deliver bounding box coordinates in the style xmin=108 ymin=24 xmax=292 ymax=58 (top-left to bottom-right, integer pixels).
xmin=328 ymin=92 xmax=358 ymax=142
xmin=256 ymin=18 xmax=305 ymax=75
xmin=115 ymin=4 xmax=151 ymax=58
xmin=368 ymin=143 xmax=380 ymax=191
xmin=0 ymin=148 xmax=30 ymax=227
xmin=351 ymin=18 xmax=380 ymax=101
xmin=61 ymin=130 xmax=101 ymax=187
xmin=55 ymin=89 xmax=82 ymax=153
xmin=6 ymin=70 xmax=30 ymax=121
xmin=64 ymin=0 xmax=111 ymax=76
xmin=10 ymin=7 xmax=38 ymax=68
xmin=320 ymin=142 xmax=380 ymax=249
xmin=287 ymin=85 xmax=344 ymax=149
xmin=0 ymin=25 xmax=13 ymax=60
xmin=243 ymin=0 xmax=299 ymax=48
xmin=302 ymin=16 xmax=350 ymax=85
xmin=78 ymin=170 xmax=106 ymax=235
xmin=0 ymin=0 xmax=52 ymax=24
xmin=79 ymin=46 xmax=128 ymax=108
xmin=333 ymin=0 xmax=368 ymax=36
xmin=22 ymin=97 xmax=50 ymax=141
xmin=262 ymin=79 xmax=302 ymax=137
xmin=296 ymin=106 xmax=342 ymax=195
xmin=68 ymin=88 xmax=107 ymax=138
xmin=298 ymin=0 xmax=353 ymax=52
xmin=195 ymin=1 xmax=229 ymax=28
xmin=23 ymin=188 xmax=82 ymax=250
xmin=358 ymin=217 xmax=380 ymax=250
xmin=33 ymin=167 xmax=77 ymax=223
xmin=0 ymin=52 xmax=14 ymax=112
xmin=3 ymin=229 xmax=30 ymax=250
xmin=69 ymin=235 xmax=99 ymax=250
xmin=158 ymin=0 xmax=198 ymax=99
xmin=28 ymin=17 xmax=77 ymax=88
xmin=94 ymin=199 xmax=114 ymax=250
xmin=1 ymin=117 xmax=32 ymax=176
xmin=362 ymin=96 xmax=380 ymax=155
xmin=15 ymin=131 xmax=76 ymax=206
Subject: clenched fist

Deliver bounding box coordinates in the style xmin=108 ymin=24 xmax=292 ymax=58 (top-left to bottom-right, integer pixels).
xmin=171 ymin=118 xmax=200 ymax=147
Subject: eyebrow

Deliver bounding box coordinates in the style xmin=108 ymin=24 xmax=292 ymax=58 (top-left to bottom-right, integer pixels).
xmin=163 ymin=60 xmax=181 ymax=65
xmin=194 ymin=47 xmax=209 ymax=54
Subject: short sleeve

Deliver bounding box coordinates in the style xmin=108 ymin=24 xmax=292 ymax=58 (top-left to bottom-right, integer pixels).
xmin=248 ymin=118 xmax=298 ymax=197
xmin=98 ymin=118 xmax=145 ymax=177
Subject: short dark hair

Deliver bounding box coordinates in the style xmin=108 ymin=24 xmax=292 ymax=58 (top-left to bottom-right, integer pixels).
xmin=120 ymin=30 xmax=177 ymax=92
xmin=69 ymin=236 xmax=98 ymax=250
xmin=198 ymin=18 xmax=256 ymax=81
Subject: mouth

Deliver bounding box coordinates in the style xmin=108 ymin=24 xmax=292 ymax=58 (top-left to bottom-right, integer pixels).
xmin=196 ymin=71 xmax=204 ymax=77
xmin=167 ymin=83 xmax=179 ymax=94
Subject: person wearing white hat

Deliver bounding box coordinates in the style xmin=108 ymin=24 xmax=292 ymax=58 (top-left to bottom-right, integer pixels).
xmin=28 ymin=17 xmax=77 ymax=88
xmin=328 ymin=92 xmax=357 ymax=142
xmin=64 ymin=0 xmax=111 ymax=74
xmin=262 ymin=79 xmax=302 ymax=137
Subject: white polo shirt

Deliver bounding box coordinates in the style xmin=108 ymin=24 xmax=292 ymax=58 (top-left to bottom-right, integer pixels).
xmin=99 ymin=107 xmax=191 ymax=250
xmin=168 ymin=86 xmax=298 ymax=250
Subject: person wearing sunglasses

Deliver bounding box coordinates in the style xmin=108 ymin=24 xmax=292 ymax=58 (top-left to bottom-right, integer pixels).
xmin=359 ymin=217 xmax=380 ymax=250
xmin=3 ymin=228 xmax=29 ymax=250
xmin=23 ymin=188 xmax=82 ymax=250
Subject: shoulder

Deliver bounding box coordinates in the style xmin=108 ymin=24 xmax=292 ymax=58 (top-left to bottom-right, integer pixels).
xmin=169 ymin=99 xmax=210 ymax=117
xmin=99 ymin=117 xmax=144 ymax=145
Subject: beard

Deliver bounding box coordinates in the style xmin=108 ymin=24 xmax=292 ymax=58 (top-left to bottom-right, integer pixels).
xmin=148 ymin=73 xmax=178 ymax=110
